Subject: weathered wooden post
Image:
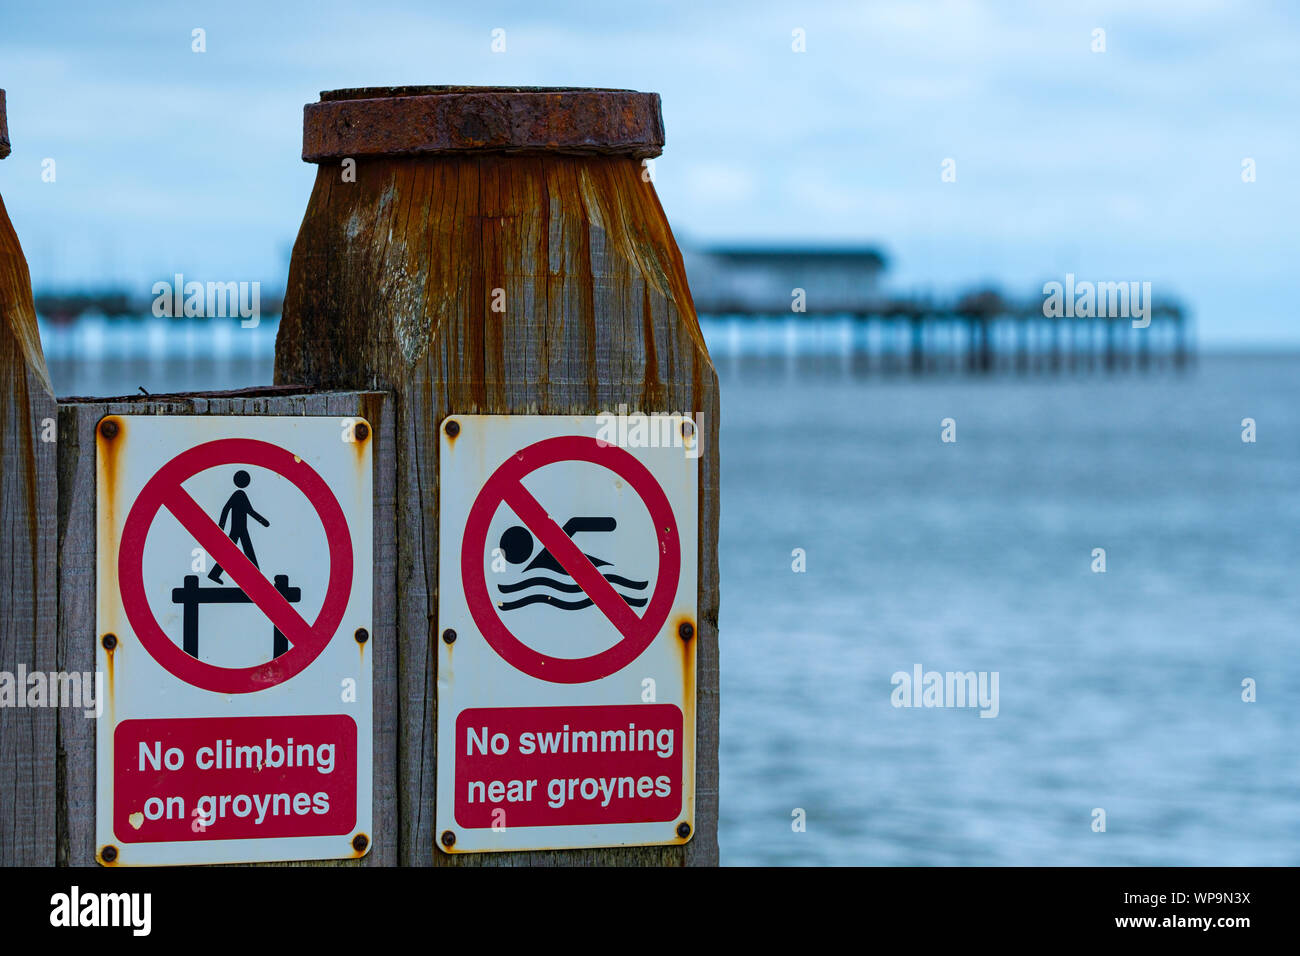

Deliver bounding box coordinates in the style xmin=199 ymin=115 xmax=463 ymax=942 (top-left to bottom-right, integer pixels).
xmin=1104 ymin=316 xmax=1119 ymax=372
xmin=276 ymin=86 xmax=720 ymax=865
xmin=909 ymin=312 xmax=924 ymax=375
xmin=1174 ymin=309 xmax=1191 ymax=368
xmin=0 ymin=89 xmax=59 ymax=866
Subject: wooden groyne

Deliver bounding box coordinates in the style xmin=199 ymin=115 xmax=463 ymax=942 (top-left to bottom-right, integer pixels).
xmin=3 ymin=85 xmax=721 ymax=869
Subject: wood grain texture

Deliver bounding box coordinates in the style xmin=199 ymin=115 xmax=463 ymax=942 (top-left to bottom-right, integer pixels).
xmin=55 ymin=390 xmax=397 ymax=866
xmin=276 ymin=153 xmax=720 ymax=866
xmin=0 ymin=188 xmax=57 ymax=866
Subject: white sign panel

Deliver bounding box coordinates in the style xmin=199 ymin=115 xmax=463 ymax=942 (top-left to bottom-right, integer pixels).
xmin=96 ymin=415 xmax=373 ymax=865
xmin=437 ymin=414 xmax=698 ymax=853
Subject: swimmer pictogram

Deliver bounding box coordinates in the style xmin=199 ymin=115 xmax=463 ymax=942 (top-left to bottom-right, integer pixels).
xmin=495 ymin=517 xmax=649 ymax=611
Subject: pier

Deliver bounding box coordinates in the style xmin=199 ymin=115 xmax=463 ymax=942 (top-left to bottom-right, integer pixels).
xmin=699 ymin=296 xmax=1191 ymax=375
xmin=34 ymin=246 xmax=1193 ymax=388
xmin=686 ymin=248 xmax=1192 ymax=375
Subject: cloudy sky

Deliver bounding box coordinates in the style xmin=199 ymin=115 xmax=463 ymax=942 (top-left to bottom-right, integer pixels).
xmin=1 ymin=0 xmax=1296 ymax=344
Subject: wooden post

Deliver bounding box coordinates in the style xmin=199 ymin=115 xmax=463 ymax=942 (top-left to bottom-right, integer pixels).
xmin=276 ymin=86 xmax=720 ymax=866
xmin=0 ymin=89 xmax=59 ymax=866
xmin=1105 ymin=318 xmax=1119 ymax=372
xmin=850 ymin=315 xmax=871 ymax=376
xmin=908 ymin=314 xmax=923 ymax=375
xmin=1174 ymin=309 xmax=1190 ymax=369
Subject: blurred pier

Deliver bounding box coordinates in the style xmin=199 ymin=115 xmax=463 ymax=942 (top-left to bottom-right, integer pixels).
xmin=685 ymin=247 xmax=1192 ymax=375
xmin=697 ymin=296 xmax=1191 ymax=376
xmin=33 ymin=245 xmax=1193 ymax=395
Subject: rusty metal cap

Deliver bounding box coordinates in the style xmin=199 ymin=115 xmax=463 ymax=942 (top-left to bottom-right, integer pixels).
xmin=0 ymin=90 xmax=10 ymax=160
xmin=302 ymin=86 xmax=663 ymax=162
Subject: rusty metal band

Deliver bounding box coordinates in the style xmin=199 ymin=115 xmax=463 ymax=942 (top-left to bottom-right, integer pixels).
xmin=302 ymin=86 xmax=664 ymax=162
xmin=0 ymin=90 xmax=10 ymax=160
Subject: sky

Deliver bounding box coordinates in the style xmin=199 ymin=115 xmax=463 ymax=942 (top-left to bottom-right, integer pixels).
xmin=0 ymin=0 xmax=1296 ymax=345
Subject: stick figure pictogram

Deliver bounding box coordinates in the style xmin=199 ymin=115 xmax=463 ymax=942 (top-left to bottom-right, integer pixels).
xmin=207 ymin=469 xmax=270 ymax=584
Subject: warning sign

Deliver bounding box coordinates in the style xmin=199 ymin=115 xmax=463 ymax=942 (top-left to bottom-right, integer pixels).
xmin=96 ymin=416 xmax=373 ymax=865
xmin=437 ymin=415 xmax=698 ymax=853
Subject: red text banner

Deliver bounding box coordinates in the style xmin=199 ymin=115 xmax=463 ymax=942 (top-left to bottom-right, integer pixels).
xmin=113 ymin=714 xmax=357 ymax=843
xmin=455 ymin=704 xmax=683 ymax=828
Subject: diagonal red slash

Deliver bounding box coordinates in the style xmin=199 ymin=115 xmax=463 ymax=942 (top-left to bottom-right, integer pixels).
xmin=460 ymin=434 xmax=680 ymax=684
xmin=160 ymin=484 xmax=320 ymax=654
xmin=500 ymin=480 xmax=644 ymax=639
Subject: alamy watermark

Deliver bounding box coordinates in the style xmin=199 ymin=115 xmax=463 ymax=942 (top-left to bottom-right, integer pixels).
xmin=595 ymin=405 xmax=703 ymax=459
xmin=0 ymin=667 xmax=103 ymax=717
xmin=50 ymin=886 xmax=151 ymax=936
xmin=1042 ymin=273 xmax=1152 ymax=328
xmin=151 ymin=273 xmax=262 ymax=327
xmin=891 ymin=664 xmax=999 ymax=718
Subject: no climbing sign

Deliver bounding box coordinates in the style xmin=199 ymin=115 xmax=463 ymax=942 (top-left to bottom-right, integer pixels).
xmin=437 ymin=415 xmax=699 ymax=853
xmin=96 ymin=416 xmax=373 ymax=866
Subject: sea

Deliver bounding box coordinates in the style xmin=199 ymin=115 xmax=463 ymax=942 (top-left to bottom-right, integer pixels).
xmin=40 ymin=315 xmax=1300 ymax=865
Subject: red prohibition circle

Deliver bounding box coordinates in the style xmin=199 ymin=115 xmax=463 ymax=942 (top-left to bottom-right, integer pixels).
xmin=117 ymin=438 xmax=353 ymax=694
xmin=461 ymin=435 xmax=681 ymax=684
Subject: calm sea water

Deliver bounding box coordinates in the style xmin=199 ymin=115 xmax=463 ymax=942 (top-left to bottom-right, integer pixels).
xmin=43 ymin=319 xmax=1300 ymax=866
xmin=718 ymin=352 xmax=1299 ymax=866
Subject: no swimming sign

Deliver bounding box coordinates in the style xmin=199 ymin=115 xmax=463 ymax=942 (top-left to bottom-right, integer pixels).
xmin=436 ymin=415 xmax=699 ymax=853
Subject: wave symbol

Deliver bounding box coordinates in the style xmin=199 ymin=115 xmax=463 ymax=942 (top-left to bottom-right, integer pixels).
xmin=496 ymin=572 xmax=649 ymax=612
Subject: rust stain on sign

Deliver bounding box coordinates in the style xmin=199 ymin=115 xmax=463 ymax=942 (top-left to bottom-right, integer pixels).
xmin=96 ymin=416 xmax=125 ymax=656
